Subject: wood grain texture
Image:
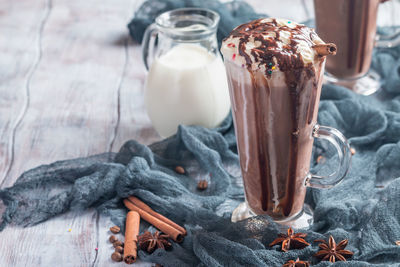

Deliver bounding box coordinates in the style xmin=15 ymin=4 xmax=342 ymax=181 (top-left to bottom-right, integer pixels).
xmin=246 ymin=0 xmax=309 ymax=22
xmin=0 ymin=0 xmax=49 ymax=186
xmin=0 ymin=0 xmax=149 ymax=266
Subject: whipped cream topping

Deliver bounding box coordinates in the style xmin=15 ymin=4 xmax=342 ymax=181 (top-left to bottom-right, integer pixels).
xmin=221 ymin=18 xmax=325 ymax=76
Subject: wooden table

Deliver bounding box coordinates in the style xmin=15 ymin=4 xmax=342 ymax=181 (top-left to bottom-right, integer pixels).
xmin=0 ymin=0 xmax=398 ymax=266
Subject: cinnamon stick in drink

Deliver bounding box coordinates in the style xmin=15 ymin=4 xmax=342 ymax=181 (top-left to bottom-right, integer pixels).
xmin=127 ymin=196 xmax=187 ymax=236
xmin=123 ymin=199 xmax=184 ymax=243
xmin=124 ymin=211 xmax=140 ymax=264
xmin=313 ymin=43 xmax=337 ymax=56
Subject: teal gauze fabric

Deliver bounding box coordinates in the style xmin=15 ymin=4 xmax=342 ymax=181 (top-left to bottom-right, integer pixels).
xmin=1 ymin=0 xmax=400 ymax=266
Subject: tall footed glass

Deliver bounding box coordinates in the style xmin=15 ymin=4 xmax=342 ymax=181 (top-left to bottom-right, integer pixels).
xmin=314 ymin=0 xmax=400 ymax=95
xmin=221 ymin=18 xmax=352 ymax=229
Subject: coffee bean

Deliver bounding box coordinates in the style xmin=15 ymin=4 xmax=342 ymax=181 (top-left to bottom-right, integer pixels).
xmin=115 ymin=246 xmax=124 ymax=253
xmin=175 ymin=166 xmax=185 ymax=174
xmin=113 ymin=240 xmax=123 ymax=248
xmin=110 ymin=225 xmax=120 ymax=234
xmin=111 ymin=252 xmax=122 ymax=262
xmin=109 ymin=235 xmax=117 ymax=243
xmin=197 ymin=180 xmax=208 ymax=190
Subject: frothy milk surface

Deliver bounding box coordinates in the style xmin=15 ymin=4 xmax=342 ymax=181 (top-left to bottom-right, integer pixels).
xmin=145 ymin=44 xmax=230 ymax=137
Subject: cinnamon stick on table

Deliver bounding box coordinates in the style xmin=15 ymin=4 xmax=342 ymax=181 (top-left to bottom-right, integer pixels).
xmin=123 ymin=199 xmax=184 ymax=243
xmin=127 ymin=196 xmax=187 ymax=236
xmin=313 ymin=43 xmax=337 ymax=56
xmin=124 ymin=211 xmax=140 ymax=264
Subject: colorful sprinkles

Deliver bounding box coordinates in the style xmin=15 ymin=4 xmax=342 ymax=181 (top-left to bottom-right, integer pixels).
xmin=227 ymin=43 xmax=236 ymax=48
xmin=232 ymin=53 xmax=236 ymax=60
xmin=266 ymin=61 xmax=277 ymax=75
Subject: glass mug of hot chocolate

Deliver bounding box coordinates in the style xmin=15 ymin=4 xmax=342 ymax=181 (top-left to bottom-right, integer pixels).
xmin=314 ymin=0 xmax=400 ymax=95
xmin=221 ymin=18 xmax=352 ymax=228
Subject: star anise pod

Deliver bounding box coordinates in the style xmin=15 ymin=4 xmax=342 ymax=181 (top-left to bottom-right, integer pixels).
xmin=269 ymin=227 xmax=310 ymax=252
xmin=282 ymin=258 xmax=310 ymax=267
xmin=313 ymin=235 xmax=354 ymax=262
xmin=138 ymin=231 xmax=172 ymax=253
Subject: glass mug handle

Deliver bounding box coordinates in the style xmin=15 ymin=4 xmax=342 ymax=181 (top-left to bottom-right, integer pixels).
xmin=305 ymin=124 xmax=352 ymax=189
xmin=375 ymin=0 xmax=400 ymax=48
xmin=375 ymin=29 xmax=400 ymax=48
xmin=142 ymin=23 xmax=158 ymax=70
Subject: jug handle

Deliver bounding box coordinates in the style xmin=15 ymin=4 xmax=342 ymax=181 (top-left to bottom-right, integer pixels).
xmin=142 ymin=23 xmax=158 ymax=70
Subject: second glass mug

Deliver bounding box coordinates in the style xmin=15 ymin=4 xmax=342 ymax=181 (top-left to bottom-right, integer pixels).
xmin=222 ymin=51 xmax=352 ymax=229
xmin=314 ymin=0 xmax=400 ymax=95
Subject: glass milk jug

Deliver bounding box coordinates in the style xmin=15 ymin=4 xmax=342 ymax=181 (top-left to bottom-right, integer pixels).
xmin=142 ymin=8 xmax=230 ymax=138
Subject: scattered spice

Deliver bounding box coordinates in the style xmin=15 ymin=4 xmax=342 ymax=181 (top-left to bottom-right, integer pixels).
xmin=312 ymin=43 xmax=337 ymax=56
xmin=314 ymin=235 xmax=354 ymax=262
xmin=110 ymin=225 xmax=120 ymax=234
xmin=138 ymin=231 xmax=172 ymax=254
xmin=113 ymin=240 xmax=123 ymax=248
xmin=282 ymin=258 xmax=309 ymax=267
xmin=124 ymin=198 xmax=185 ymax=242
xmin=109 ymin=235 xmax=118 ymax=243
xmin=115 ymin=246 xmax=124 ymax=253
xmin=395 ymin=240 xmax=400 ymax=246
xmin=269 ymin=227 xmax=310 ymax=252
xmin=316 ymin=155 xmax=325 ymax=163
xmin=350 ymin=147 xmax=356 ymax=155
xmin=175 ymin=166 xmax=185 ymax=174
xmin=111 ymin=252 xmax=123 ymax=262
xmin=127 ymin=196 xmax=187 ymax=236
xmin=197 ymin=180 xmax=208 ymax=190
xmin=123 ymin=211 xmax=140 ymax=264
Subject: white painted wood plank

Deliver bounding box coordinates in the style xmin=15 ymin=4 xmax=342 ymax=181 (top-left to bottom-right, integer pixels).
xmin=110 ymin=43 xmax=161 ymax=152
xmin=246 ymin=0 xmax=309 ymax=23
xmin=1 ymin=0 xmax=127 ymax=188
xmin=0 ymin=0 xmax=47 ymax=186
xmin=377 ymin=0 xmax=400 ymax=26
xmin=0 ymin=0 xmax=149 ymax=266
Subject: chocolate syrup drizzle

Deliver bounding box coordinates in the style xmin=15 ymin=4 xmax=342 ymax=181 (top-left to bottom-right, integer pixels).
xmin=226 ymin=19 xmax=323 ymax=217
xmin=226 ymin=19 xmax=319 ymax=79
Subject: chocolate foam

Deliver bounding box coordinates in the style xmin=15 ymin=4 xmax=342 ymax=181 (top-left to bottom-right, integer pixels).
xmin=221 ymin=18 xmax=325 ymax=79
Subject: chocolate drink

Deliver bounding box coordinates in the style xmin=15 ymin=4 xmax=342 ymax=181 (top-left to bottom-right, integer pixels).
xmin=221 ymin=19 xmax=332 ymax=220
xmin=314 ymin=0 xmax=380 ymax=79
